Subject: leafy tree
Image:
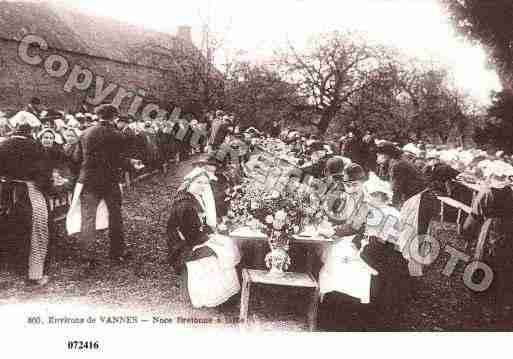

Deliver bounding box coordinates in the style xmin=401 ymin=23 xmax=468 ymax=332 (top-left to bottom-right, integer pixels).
xmin=224 ymin=61 xmax=303 ymax=129
xmin=441 ymin=0 xmax=513 ymax=90
xmin=474 ymin=90 xmax=513 ymax=153
xmin=276 ymin=31 xmax=389 ymax=134
xmin=331 ymin=54 xmax=478 ymax=145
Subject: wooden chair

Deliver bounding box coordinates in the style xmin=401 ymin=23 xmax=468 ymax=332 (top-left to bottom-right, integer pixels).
xmin=473 ymin=218 xmax=494 ymax=262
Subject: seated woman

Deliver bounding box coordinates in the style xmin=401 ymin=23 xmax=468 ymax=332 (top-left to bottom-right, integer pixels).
xmin=318 ymin=164 xmax=377 ymax=331
xmin=0 ymin=123 xmax=52 ymax=286
xmin=166 ymin=168 xmax=241 ymax=308
xmin=462 ymin=162 xmax=513 ymax=310
xmin=363 ymin=173 xmax=409 ymax=321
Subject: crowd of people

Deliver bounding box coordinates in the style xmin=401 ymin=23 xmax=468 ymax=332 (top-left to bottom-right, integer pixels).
xmin=248 ymin=121 xmax=513 ymax=329
xmin=1 ymin=98 xmax=513 ymax=330
xmin=0 ymin=99 xmax=243 ymax=286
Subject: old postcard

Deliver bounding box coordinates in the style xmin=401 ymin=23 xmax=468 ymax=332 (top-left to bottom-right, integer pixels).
xmin=0 ymin=0 xmax=512 ymax=355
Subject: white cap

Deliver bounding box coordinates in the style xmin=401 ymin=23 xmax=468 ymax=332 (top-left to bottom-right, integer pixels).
xmin=426 ymin=150 xmax=439 ymax=160
xmin=37 ymin=128 xmax=64 ymax=145
xmin=458 ymin=151 xmax=474 ymax=167
xmin=365 ymin=172 xmax=393 ymax=200
xmin=67 ymin=117 xmax=81 ymax=128
xmin=439 ymin=149 xmax=458 ymax=163
xmin=54 ymin=118 xmax=66 ymax=130
xmin=483 ymin=160 xmax=513 ymax=178
xmin=402 ymin=143 xmax=421 ymax=157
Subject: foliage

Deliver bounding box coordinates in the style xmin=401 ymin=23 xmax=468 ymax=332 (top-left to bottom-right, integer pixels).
xmin=474 ymin=90 xmax=513 ymax=153
xmin=441 ymin=0 xmax=513 ymax=90
xmin=223 ymin=62 xmax=303 ymax=129
xmin=276 ymin=31 xmax=390 ymax=134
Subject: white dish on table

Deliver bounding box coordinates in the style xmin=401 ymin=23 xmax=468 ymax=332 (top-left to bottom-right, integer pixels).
xmin=229 ymin=227 xmax=267 ymax=238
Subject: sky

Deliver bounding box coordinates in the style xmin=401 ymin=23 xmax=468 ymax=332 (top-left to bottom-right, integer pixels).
xmin=49 ymin=0 xmax=501 ymax=106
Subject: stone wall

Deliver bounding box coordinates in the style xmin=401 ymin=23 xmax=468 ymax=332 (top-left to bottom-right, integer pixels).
xmin=0 ymin=38 xmax=178 ymax=116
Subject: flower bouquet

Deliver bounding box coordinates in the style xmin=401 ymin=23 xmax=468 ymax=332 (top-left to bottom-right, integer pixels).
xmin=262 ymin=209 xmax=292 ymax=276
xmin=225 ymin=179 xmax=308 ymax=275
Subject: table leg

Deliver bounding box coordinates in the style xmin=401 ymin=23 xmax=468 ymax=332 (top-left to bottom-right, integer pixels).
xmin=457 ymin=209 xmax=462 ymax=235
xmin=306 ymin=248 xmax=314 ymax=276
xmin=256 ymin=242 xmax=266 ymax=269
xmin=239 ymin=276 xmax=251 ymax=324
xmin=440 ymin=201 xmax=445 ymax=229
xmin=307 ymin=288 xmax=320 ymax=332
xmin=124 ymin=171 xmax=131 ymax=190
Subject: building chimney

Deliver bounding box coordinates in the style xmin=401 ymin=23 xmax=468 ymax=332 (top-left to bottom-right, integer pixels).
xmin=177 ymin=25 xmax=192 ymax=43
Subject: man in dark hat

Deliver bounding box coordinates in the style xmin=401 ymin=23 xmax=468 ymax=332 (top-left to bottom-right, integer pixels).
xmin=208 ymin=113 xmax=231 ymax=153
xmin=75 ymin=104 xmax=132 ymax=265
xmin=422 ymin=151 xmax=460 ymax=196
xmin=341 ymin=124 xmax=365 ymax=166
xmin=381 ymin=143 xmax=437 ymax=282
xmin=375 ymin=141 xmax=401 ymax=181
xmin=25 ymin=97 xmax=43 ymax=117
xmin=390 ymin=150 xmax=428 ymax=209
xmin=115 ymin=115 xmax=143 ymax=167
xmin=362 ymin=132 xmax=377 ymax=172
xmin=322 ymin=163 xmax=369 ymax=238
xmin=315 ymin=155 xmax=351 ymax=199
xmin=301 ymin=141 xmax=329 ymax=180
xmin=268 ymin=120 xmax=281 ymax=138
xmin=376 ymin=141 xmax=427 ymax=206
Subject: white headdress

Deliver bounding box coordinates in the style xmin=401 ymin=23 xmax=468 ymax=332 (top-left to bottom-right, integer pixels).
xmin=9 ymin=111 xmax=41 ymax=128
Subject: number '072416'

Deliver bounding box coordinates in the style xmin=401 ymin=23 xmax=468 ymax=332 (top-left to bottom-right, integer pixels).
xmin=67 ymin=341 xmax=100 ymax=350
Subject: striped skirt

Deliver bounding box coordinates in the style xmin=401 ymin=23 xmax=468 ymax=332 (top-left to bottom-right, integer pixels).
xmin=25 ymin=182 xmax=49 ymax=280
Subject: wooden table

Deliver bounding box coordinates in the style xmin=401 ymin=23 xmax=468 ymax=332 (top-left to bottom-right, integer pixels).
xmin=239 ymin=268 xmax=319 ymax=331
xmin=229 ymin=229 xmax=333 ymax=273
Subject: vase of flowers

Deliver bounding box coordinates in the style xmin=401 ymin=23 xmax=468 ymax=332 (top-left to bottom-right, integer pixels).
xmin=265 ymin=248 xmax=291 ymax=276
xmin=263 ymin=209 xmax=292 ymax=276
xmin=227 ymin=181 xmax=305 ymax=274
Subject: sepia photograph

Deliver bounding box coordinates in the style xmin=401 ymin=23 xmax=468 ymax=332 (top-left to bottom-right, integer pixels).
xmin=0 ymin=0 xmax=512 ymax=354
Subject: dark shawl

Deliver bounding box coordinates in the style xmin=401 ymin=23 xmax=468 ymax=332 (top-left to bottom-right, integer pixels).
xmin=166 ymin=191 xmax=214 ymax=274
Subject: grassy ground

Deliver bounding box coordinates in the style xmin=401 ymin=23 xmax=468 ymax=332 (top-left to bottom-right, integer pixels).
xmin=0 ymin=157 xmax=511 ymax=331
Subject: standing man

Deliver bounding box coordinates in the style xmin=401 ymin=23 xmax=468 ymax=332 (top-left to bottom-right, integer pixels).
xmin=25 ymin=97 xmax=43 ymax=117
xmin=390 ymin=144 xmax=428 ymax=208
xmin=208 ymin=113 xmax=230 ymax=153
xmin=75 ymin=105 xmax=131 ymax=264
xmin=269 ymin=120 xmax=281 ymax=138
xmin=375 ymin=141 xmax=401 ymax=182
